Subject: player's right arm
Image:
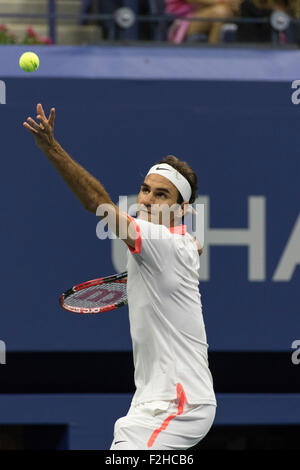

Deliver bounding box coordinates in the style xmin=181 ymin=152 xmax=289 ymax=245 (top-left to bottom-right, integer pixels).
xmin=23 ymin=103 xmax=136 ymax=249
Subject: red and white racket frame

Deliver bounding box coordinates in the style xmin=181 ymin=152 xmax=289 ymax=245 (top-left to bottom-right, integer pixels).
xmin=59 ymin=271 xmax=128 ymax=314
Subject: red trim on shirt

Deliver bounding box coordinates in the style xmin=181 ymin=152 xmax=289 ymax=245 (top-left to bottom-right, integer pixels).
xmin=125 ymin=218 xmax=186 ymax=254
xmin=169 ymin=225 xmax=186 ymax=235
xmin=147 ymin=383 xmax=188 ymax=448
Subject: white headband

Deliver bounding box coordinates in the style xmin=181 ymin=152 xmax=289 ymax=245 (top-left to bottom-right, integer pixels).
xmin=146 ymin=163 xmax=192 ymax=202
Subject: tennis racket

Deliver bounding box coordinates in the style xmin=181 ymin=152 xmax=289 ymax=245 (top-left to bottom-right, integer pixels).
xmin=60 ymin=271 xmax=128 ymax=314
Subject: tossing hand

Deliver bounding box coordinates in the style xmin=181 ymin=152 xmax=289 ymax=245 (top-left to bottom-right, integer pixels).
xmin=23 ymin=103 xmax=56 ymax=152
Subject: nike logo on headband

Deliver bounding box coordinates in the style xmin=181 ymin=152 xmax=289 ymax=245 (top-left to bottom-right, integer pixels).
xmin=155 ymin=167 xmax=171 ymax=171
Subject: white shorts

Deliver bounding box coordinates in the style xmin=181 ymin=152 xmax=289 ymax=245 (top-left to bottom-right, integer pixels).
xmin=110 ymin=398 xmax=216 ymax=450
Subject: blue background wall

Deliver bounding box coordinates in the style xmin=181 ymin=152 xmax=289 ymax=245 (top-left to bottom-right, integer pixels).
xmin=0 ymin=45 xmax=299 ymax=448
xmin=0 ymin=47 xmax=299 ymax=351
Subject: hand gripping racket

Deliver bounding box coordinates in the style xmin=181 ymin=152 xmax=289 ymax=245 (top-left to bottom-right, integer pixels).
xmin=60 ymin=272 xmax=128 ymax=314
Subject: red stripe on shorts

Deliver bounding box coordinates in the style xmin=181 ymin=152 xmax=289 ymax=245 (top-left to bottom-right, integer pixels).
xmin=147 ymin=383 xmax=187 ymax=448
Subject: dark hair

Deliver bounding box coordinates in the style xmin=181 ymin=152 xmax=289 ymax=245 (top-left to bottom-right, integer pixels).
xmin=156 ymin=155 xmax=198 ymax=204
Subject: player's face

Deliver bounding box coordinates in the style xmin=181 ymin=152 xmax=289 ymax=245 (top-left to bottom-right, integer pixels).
xmin=136 ymin=174 xmax=183 ymax=226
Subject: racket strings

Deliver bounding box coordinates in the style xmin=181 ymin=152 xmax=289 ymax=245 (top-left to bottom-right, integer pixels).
xmin=65 ymin=281 xmax=127 ymax=309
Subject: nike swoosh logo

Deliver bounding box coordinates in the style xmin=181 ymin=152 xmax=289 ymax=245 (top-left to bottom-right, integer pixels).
xmin=114 ymin=440 xmax=127 ymax=445
xmin=155 ymin=167 xmax=171 ymax=171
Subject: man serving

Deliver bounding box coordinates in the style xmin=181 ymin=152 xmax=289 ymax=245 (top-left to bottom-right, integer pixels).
xmin=24 ymin=104 xmax=217 ymax=450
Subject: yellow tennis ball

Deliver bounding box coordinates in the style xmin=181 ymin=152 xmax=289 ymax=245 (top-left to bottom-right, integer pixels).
xmin=19 ymin=52 xmax=40 ymax=72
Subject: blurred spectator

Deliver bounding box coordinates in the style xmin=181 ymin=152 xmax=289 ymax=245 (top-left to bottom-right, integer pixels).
xmin=82 ymin=0 xmax=133 ymax=40
xmin=96 ymin=0 xmax=123 ymax=39
xmin=92 ymin=0 xmax=141 ymax=41
xmin=237 ymin=0 xmax=297 ymax=43
xmin=291 ymin=0 xmax=300 ymax=45
xmin=165 ymin=0 xmax=241 ymax=44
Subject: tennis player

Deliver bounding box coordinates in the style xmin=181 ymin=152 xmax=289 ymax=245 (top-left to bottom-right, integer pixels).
xmin=24 ymin=104 xmax=217 ymax=450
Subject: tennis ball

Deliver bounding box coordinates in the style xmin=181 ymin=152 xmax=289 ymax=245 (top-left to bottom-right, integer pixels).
xmin=19 ymin=52 xmax=40 ymax=72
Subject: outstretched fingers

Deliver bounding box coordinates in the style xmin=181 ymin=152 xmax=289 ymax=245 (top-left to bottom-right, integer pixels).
xmin=36 ymin=103 xmax=46 ymax=120
xmin=36 ymin=114 xmax=49 ymax=131
xmin=23 ymin=121 xmax=38 ymax=134
xmin=24 ymin=105 xmax=55 ymax=139
xmin=48 ymin=108 xmax=55 ymax=128
xmin=26 ymin=116 xmax=43 ymax=131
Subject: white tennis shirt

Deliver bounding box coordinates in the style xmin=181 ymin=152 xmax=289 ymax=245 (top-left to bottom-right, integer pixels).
xmin=125 ymin=217 xmax=217 ymax=407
